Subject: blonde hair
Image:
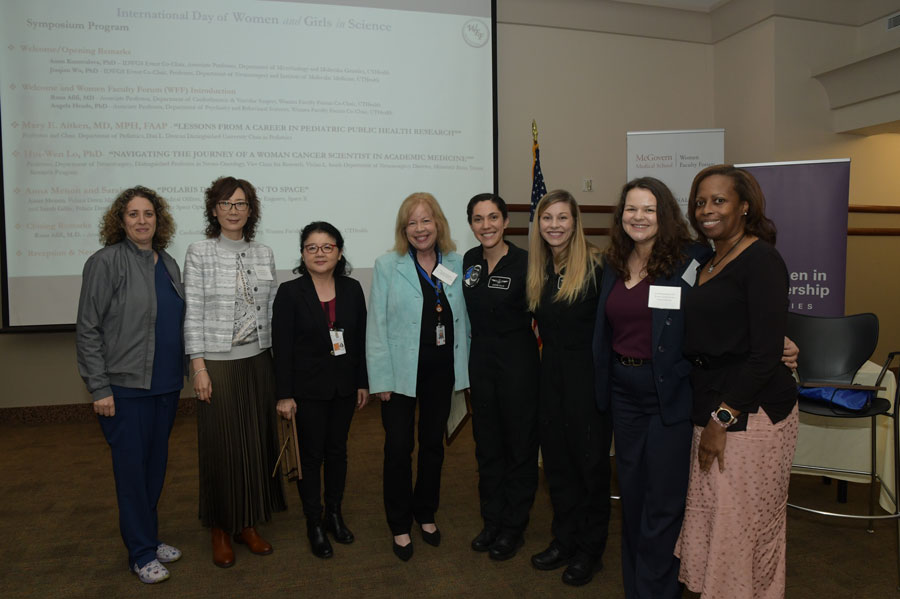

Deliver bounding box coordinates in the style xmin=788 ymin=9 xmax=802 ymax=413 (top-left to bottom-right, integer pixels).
xmin=526 ymin=190 xmax=601 ymax=311
xmin=392 ymin=192 xmax=457 ymax=254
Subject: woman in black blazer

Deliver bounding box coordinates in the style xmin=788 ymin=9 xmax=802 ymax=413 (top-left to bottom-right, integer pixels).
xmin=272 ymin=221 xmax=369 ymax=559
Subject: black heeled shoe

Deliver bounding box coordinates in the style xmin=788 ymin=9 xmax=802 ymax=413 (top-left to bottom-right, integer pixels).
xmin=325 ymin=505 xmax=355 ymax=544
xmin=419 ymin=524 xmax=441 ymax=547
xmin=392 ymin=538 xmax=413 ymax=561
xmin=306 ymin=519 xmax=334 ymax=559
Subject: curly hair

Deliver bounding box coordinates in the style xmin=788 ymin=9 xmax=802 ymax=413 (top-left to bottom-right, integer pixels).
xmin=391 ymin=192 xmax=456 ymax=254
xmin=99 ymin=186 xmax=175 ymax=250
xmin=293 ymin=221 xmax=352 ymax=276
xmin=203 ymin=176 xmax=260 ymax=240
xmin=688 ymin=165 xmax=777 ymax=245
xmin=604 ymin=177 xmax=691 ymax=282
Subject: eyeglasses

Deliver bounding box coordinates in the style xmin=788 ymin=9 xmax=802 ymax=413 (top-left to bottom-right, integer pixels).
xmin=217 ymin=201 xmax=250 ymax=212
xmin=303 ymin=243 xmax=336 ymax=254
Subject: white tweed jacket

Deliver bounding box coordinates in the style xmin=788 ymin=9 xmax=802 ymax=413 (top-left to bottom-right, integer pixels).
xmin=183 ymin=237 xmax=277 ymax=357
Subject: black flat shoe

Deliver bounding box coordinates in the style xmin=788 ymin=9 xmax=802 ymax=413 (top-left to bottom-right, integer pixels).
xmin=306 ymin=520 xmax=334 ymax=559
xmin=561 ymin=552 xmax=601 ymax=586
xmin=392 ymin=539 xmax=413 ymax=561
xmin=531 ymin=542 xmax=571 ymax=571
xmin=325 ymin=506 xmax=355 ymax=544
xmin=420 ymin=525 xmax=441 ymax=547
xmin=471 ymin=525 xmax=500 ymax=552
xmin=489 ymin=532 xmax=524 ymax=561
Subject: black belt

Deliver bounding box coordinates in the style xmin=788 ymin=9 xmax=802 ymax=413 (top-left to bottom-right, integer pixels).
xmin=686 ymin=354 xmax=741 ymax=369
xmin=615 ymin=353 xmax=651 ymax=367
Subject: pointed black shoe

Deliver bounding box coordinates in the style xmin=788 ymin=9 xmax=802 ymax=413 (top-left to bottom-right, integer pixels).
xmin=531 ymin=542 xmax=571 ymax=571
xmin=471 ymin=525 xmax=500 ymax=552
xmin=306 ymin=519 xmax=334 ymax=559
xmin=488 ymin=532 xmax=524 ymax=561
xmin=419 ymin=525 xmax=441 ymax=547
xmin=325 ymin=505 xmax=355 ymax=544
xmin=392 ymin=538 xmax=413 ymax=561
xmin=561 ymin=552 xmax=601 ymax=586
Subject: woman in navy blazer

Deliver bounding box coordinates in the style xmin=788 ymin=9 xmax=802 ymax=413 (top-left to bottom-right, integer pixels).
xmin=272 ymin=221 xmax=369 ymax=560
xmin=366 ymin=192 xmax=470 ymax=561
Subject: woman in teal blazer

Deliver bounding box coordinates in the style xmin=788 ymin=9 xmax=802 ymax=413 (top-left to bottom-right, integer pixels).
xmin=366 ymin=192 xmax=470 ymax=561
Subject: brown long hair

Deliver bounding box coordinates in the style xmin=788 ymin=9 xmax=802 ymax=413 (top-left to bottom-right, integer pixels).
xmin=604 ymin=177 xmax=691 ymax=281
xmin=99 ymin=186 xmax=175 ymax=250
xmin=526 ymin=190 xmax=601 ymax=311
xmin=688 ymin=165 xmax=777 ymax=244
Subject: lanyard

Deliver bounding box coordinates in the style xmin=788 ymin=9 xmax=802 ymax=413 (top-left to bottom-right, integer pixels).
xmin=410 ymin=249 xmax=443 ymax=314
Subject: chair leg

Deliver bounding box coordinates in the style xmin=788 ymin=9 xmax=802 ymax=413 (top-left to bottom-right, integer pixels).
xmin=838 ymin=480 xmax=848 ymax=503
xmin=869 ymin=416 xmax=877 ymax=533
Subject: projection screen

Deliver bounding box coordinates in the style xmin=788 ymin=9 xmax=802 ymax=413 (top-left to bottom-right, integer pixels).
xmin=0 ymin=0 xmax=496 ymax=328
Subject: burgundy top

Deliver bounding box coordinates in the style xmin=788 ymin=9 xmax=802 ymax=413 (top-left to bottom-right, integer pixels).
xmin=606 ymin=276 xmax=652 ymax=359
xmin=320 ymin=297 xmax=336 ymax=329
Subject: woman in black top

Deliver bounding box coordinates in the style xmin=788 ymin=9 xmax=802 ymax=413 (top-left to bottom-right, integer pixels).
xmin=526 ymin=190 xmax=610 ymax=587
xmin=272 ymin=221 xmax=369 ymax=559
xmin=674 ymin=165 xmax=798 ymax=599
xmin=462 ymin=194 xmax=540 ymax=561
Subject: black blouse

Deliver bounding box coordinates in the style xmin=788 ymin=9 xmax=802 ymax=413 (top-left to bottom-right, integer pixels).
xmin=414 ymin=254 xmax=454 ymax=350
xmin=683 ymin=240 xmax=796 ymax=430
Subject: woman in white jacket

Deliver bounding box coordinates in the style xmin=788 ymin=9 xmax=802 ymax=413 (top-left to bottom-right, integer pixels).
xmin=184 ymin=176 xmax=285 ymax=568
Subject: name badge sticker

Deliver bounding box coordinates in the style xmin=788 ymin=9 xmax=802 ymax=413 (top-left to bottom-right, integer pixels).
xmin=254 ymin=265 xmax=274 ymax=281
xmin=648 ymin=285 xmax=681 ymax=310
xmin=681 ymin=259 xmax=700 ymax=287
xmin=432 ymin=263 xmax=458 ymax=286
xmin=330 ymin=330 xmax=347 ymax=356
xmin=487 ymin=276 xmax=511 ymax=290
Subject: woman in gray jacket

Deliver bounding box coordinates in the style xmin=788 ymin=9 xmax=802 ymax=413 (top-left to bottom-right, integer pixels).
xmin=183 ymin=176 xmax=285 ymax=568
xmin=76 ymin=186 xmax=185 ymax=584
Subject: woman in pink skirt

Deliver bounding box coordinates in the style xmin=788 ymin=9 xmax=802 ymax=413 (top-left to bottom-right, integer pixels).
xmin=675 ymin=165 xmax=799 ymax=599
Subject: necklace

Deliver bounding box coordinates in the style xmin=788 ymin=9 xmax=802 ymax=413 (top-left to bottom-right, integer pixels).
xmin=707 ymin=233 xmax=746 ymax=273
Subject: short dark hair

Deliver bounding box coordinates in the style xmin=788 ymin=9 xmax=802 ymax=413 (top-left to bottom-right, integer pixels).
xmin=293 ymin=221 xmax=351 ymax=276
xmin=688 ymin=165 xmax=777 ymax=245
xmin=466 ymin=193 xmax=508 ymax=224
xmin=203 ymin=176 xmax=261 ymax=240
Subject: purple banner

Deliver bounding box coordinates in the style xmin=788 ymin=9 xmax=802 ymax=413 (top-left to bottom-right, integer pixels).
xmin=739 ymin=160 xmax=850 ymax=316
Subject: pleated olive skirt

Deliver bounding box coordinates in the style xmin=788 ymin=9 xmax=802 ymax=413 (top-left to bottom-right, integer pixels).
xmin=197 ymin=351 xmax=286 ymax=533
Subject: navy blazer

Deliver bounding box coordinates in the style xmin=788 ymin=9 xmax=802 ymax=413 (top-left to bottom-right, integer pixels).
xmin=272 ymin=274 xmax=368 ymax=401
xmin=593 ymin=243 xmax=712 ymax=424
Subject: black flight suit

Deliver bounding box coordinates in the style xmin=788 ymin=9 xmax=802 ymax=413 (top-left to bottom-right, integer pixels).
xmin=463 ymin=242 xmax=540 ymax=535
xmin=533 ymin=262 xmax=612 ymax=559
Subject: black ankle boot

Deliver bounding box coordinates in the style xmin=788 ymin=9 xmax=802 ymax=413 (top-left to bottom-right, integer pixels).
xmin=306 ymin=518 xmax=334 ymax=558
xmin=325 ymin=505 xmax=355 ymax=544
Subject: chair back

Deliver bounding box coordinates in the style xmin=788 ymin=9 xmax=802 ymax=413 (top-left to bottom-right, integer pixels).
xmin=786 ymin=312 xmax=879 ymax=386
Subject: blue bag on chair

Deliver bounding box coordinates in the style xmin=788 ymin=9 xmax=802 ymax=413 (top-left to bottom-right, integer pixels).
xmin=797 ymin=385 xmax=873 ymax=411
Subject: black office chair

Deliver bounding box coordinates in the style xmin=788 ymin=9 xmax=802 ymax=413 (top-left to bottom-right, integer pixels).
xmin=786 ymin=312 xmax=900 ymax=589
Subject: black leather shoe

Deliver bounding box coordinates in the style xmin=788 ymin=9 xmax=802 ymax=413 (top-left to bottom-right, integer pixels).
xmin=306 ymin=520 xmax=334 ymax=559
xmin=392 ymin=539 xmax=413 ymax=561
xmin=471 ymin=525 xmax=500 ymax=552
xmin=325 ymin=506 xmax=355 ymax=544
xmin=561 ymin=552 xmax=601 ymax=586
xmin=489 ymin=532 xmax=524 ymax=561
xmin=419 ymin=525 xmax=441 ymax=547
xmin=531 ymin=542 xmax=571 ymax=571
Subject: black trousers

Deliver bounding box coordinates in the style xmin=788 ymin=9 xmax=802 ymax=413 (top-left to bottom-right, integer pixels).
xmin=469 ymin=334 xmax=539 ymax=534
xmin=539 ymin=346 xmax=613 ymax=558
xmin=295 ymin=392 xmax=357 ymax=519
xmin=611 ymin=361 xmax=692 ymax=599
xmin=381 ymin=344 xmax=454 ymax=535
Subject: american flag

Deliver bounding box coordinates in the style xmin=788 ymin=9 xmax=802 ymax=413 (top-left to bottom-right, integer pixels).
xmin=529 ymin=138 xmax=547 ymax=223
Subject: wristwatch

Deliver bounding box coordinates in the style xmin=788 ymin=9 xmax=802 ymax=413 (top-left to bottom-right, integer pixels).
xmin=711 ymin=406 xmax=738 ymax=428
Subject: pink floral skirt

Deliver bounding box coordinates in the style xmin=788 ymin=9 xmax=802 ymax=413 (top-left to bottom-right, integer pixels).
xmin=675 ymin=404 xmax=799 ymax=598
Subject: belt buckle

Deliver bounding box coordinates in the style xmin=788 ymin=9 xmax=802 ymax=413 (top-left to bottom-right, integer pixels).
xmin=620 ymin=355 xmax=642 ymax=367
xmin=690 ymin=356 xmax=707 ymax=368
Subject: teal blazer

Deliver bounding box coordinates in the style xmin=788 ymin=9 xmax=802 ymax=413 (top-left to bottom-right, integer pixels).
xmin=366 ymin=250 xmax=470 ymax=396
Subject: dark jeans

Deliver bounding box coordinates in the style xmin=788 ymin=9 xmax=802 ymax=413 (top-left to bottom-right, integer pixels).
xmin=381 ymin=344 xmax=454 ymax=535
xmin=295 ymin=392 xmax=357 ymax=519
xmin=98 ymin=390 xmax=179 ymax=569
xmin=612 ymin=360 xmax=692 ymax=599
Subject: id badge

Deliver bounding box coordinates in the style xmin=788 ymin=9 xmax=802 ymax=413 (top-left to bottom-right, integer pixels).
xmin=435 ymin=324 xmax=446 ymax=346
xmin=329 ymin=329 xmax=347 ymax=356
